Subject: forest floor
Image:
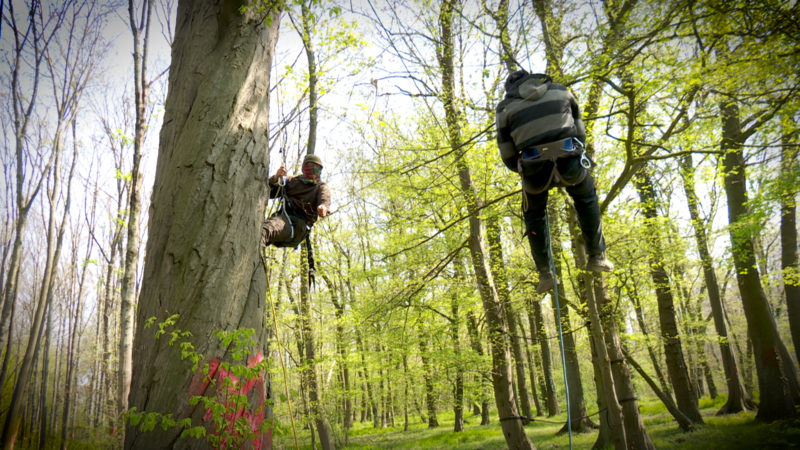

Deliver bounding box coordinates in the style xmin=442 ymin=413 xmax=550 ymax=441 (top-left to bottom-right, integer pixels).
xmin=274 ymin=395 xmax=800 ymax=449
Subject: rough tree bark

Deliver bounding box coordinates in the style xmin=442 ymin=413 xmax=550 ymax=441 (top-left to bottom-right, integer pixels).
xmin=124 ymin=2 xmax=280 ymax=448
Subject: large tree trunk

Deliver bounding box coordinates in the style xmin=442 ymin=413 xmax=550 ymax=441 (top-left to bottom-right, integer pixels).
xmin=124 ymin=2 xmax=280 ymax=448
xmin=781 ymin=124 xmax=800 ymax=365
xmin=634 ymin=169 xmax=703 ymax=423
xmin=438 ymin=1 xmax=532 ymax=447
xmin=720 ymin=100 xmax=798 ymax=421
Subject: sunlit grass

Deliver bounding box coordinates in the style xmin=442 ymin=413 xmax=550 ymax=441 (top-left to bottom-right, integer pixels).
xmin=273 ymin=395 xmax=800 ymax=449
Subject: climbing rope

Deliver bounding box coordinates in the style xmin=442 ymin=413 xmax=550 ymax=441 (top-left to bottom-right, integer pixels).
xmin=545 ymin=209 xmax=573 ymax=449
xmin=262 ymin=250 xmax=300 ymax=450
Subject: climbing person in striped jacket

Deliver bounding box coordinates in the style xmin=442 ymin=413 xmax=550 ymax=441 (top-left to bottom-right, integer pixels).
xmin=496 ymin=70 xmax=613 ymax=294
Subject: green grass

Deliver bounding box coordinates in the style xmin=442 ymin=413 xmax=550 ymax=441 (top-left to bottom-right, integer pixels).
xmin=273 ymin=396 xmax=800 ymax=449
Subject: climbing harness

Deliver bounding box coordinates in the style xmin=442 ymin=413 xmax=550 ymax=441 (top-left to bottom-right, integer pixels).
xmin=267 ymin=176 xmax=312 ymax=250
xmin=518 ymin=137 xmax=592 ymax=196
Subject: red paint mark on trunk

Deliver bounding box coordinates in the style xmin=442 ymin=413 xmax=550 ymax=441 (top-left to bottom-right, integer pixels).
xmin=761 ymin=347 xmax=779 ymax=368
xmin=188 ymin=352 xmax=271 ymax=449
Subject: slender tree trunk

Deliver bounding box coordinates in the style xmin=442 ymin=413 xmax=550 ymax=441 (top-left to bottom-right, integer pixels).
xmin=438 ymin=1 xmax=532 ymax=447
xmin=566 ymin=208 xmax=626 ymax=450
xmin=680 ymin=154 xmax=755 ymax=413
xmin=299 ymin=248 xmax=335 ymax=449
xmin=594 ymin=277 xmax=655 ymax=449
xmin=450 ymin=298 xmax=465 ymax=432
xmin=125 ymin=2 xmax=280 ymax=447
xmin=623 ymin=348 xmax=695 ymax=431
xmin=628 ymin=277 xmax=672 ymax=396
xmin=466 ymin=310 xmax=491 ymax=424
xmin=720 ymin=100 xmax=798 ymax=421
xmin=523 ymin=313 xmax=545 ymax=417
xmin=38 ymin=303 xmax=53 ymax=448
xmin=418 ymin=331 xmax=439 ymax=428
xmin=117 ymin=0 xmax=153 ymax=430
xmin=487 ymin=215 xmax=533 ymax=419
xmin=634 ymin=169 xmax=704 ymax=423
xmin=547 ymin=206 xmax=594 ymax=432
xmin=531 ymin=297 xmax=559 ymax=416
xmin=780 ymin=124 xmax=800 ymax=364
xmin=2 ymin=124 xmax=76 ymax=448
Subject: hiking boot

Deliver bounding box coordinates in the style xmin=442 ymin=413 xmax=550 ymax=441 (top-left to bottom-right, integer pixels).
xmin=586 ymin=253 xmax=614 ymax=272
xmin=536 ymin=271 xmax=554 ymax=294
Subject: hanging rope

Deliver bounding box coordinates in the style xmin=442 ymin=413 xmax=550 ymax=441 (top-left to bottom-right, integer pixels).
xmin=262 ymin=250 xmax=299 ymax=450
xmin=545 ymin=209 xmax=573 ymax=449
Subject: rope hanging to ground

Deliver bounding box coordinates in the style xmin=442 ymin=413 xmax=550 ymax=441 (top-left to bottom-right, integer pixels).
xmin=546 ymin=209 xmax=573 ymax=449
xmin=262 ymin=177 xmax=300 ymax=450
xmin=514 ymin=0 xmax=572 ymax=446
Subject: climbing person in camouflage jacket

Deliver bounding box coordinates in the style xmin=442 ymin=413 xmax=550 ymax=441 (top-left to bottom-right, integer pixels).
xmin=262 ymin=154 xmax=330 ymax=248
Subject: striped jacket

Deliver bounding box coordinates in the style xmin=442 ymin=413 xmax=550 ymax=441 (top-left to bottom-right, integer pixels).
xmin=496 ymin=73 xmax=586 ymax=171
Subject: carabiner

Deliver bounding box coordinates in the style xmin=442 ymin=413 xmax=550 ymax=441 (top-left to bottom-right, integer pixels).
xmin=580 ymin=153 xmax=592 ymax=169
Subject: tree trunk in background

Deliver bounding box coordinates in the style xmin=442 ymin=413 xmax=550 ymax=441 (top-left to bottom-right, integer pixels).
xmin=781 ymin=123 xmax=800 ymax=365
xmin=438 ymin=1 xmax=532 ymax=447
xmin=2 ymin=122 xmax=77 ymax=448
xmin=487 ymin=215 xmax=533 ymax=419
xmin=117 ymin=0 xmax=153 ymax=430
xmin=323 ymin=273 xmax=353 ymax=430
xmin=531 ymin=297 xmax=559 ymax=416
xmin=419 ymin=331 xmax=440 ymax=428
xmin=38 ymin=304 xmax=53 ymax=449
xmin=628 ymin=276 xmax=672 ymax=397
xmin=451 ymin=298 xmax=465 ymax=432
xmin=623 ymin=348 xmax=695 ymax=431
xmin=593 ymin=277 xmax=655 ymax=449
xmin=299 ymin=249 xmax=335 ymax=449
xmin=61 ymin=192 xmax=94 ymax=449
xmin=124 ymin=2 xmax=279 ymax=448
xmin=720 ymin=100 xmax=799 ymax=421
xmin=566 ymin=208 xmax=627 ymax=450
xmin=523 ymin=313 xmax=545 ymax=417
xmin=548 ymin=205 xmax=594 ymax=433
xmin=466 ymin=310 xmax=492 ymax=425
xmin=680 ymin=154 xmax=755 ymax=414
xmin=634 ymin=169 xmax=703 ymax=424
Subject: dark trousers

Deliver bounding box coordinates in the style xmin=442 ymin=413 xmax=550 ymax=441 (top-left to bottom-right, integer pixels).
xmin=523 ymin=173 xmax=606 ymax=272
xmin=261 ymin=214 xmax=309 ymax=248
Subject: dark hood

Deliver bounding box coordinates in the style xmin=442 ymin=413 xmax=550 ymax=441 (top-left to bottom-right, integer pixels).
xmin=504 ymin=72 xmax=553 ymax=100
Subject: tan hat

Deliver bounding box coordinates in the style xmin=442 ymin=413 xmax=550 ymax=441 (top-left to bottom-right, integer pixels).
xmin=303 ymin=154 xmax=323 ymax=168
